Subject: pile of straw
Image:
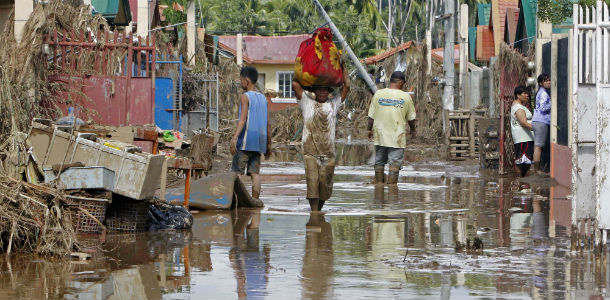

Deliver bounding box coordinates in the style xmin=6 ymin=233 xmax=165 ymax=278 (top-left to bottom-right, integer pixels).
xmin=0 ymin=1 xmax=111 ymax=139
xmin=0 ymin=175 xmax=77 ymax=256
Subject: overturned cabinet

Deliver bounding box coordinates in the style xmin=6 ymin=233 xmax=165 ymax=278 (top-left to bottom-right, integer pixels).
xmin=27 ymin=120 xmax=164 ymax=200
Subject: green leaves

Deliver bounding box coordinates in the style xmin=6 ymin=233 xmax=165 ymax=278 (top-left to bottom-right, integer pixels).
xmin=157 ymin=0 xmax=432 ymax=57
xmin=537 ymin=0 xmax=573 ymax=24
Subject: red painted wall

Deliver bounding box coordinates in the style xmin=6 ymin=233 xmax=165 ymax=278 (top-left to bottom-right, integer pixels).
xmin=51 ymin=75 xmax=153 ymax=126
xmin=551 ymin=143 xmax=572 ymax=187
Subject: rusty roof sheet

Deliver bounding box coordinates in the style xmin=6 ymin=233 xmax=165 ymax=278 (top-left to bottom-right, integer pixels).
xmin=364 ymin=41 xmax=415 ymax=64
xmin=218 ymin=34 xmax=310 ymax=65
xmin=490 ymin=0 xmax=520 ymax=55
xmin=431 ymin=45 xmax=460 ymax=65
xmin=477 ymin=25 xmax=495 ymax=61
xmin=505 ymin=8 xmax=520 ymax=45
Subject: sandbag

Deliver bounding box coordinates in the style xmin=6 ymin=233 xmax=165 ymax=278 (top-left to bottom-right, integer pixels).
xmin=294 ymin=27 xmax=344 ymax=88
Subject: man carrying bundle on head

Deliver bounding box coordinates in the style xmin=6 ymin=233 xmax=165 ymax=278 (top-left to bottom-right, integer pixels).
xmin=367 ymin=71 xmax=417 ymax=185
xmin=292 ymin=27 xmax=350 ymax=211
xmin=292 ymin=74 xmax=349 ymax=212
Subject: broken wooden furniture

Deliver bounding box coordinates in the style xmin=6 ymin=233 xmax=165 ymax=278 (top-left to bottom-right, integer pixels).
xmin=447 ymin=109 xmax=486 ymax=160
xmin=477 ymin=118 xmax=500 ymax=169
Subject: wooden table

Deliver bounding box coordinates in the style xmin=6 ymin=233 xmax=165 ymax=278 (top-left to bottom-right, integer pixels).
xmin=160 ymin=157 xmax=204 ymax=208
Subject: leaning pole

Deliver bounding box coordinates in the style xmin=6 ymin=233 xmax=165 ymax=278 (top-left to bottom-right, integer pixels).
xmin=311 ymin=0 xmax=378 ymax=93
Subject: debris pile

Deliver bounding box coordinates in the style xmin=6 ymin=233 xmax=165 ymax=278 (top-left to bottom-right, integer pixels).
xmin=0 ymin=0 xmax=110 ymax=139
xmin=0 ymin=175 xmax=77 ymax=256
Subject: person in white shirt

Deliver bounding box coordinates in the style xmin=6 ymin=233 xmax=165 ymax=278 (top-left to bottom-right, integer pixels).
xmin=510 ymin=85 xmax=535 ymax=177
xmin=291 ymin=72 xmax=350 ymax=211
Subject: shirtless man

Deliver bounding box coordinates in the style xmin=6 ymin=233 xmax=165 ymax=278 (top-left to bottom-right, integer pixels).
xmin=292 ymin=72 xmax=350 ymax=211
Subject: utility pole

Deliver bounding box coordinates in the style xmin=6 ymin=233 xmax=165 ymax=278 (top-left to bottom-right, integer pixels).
xmin=459 ymin=4 xmax=468 ymax=108
xmin=186 ymin=0 xmax=196 ymax=66
xmin=442 ymin=0 xmax=455 ymax=113
xmin=311 ymin=0 xmax=377 ymax=93
xmin=425 ymin=0 xmax=434 ymax=75
xmin=387 ymin=0 xmax=393 ymax=49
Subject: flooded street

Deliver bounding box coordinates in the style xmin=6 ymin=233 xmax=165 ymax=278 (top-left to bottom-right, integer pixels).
xmin=0 ymin=144 xmax=606 ymax=299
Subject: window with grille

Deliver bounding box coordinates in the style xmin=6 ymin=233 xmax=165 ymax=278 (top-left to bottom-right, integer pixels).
xmin=277 ymin=72 xmax=295 ymax=98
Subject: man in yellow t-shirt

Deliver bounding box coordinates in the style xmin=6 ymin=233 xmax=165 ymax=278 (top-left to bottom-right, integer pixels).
xmin=367 ymin=71 xmax=417 ymax=184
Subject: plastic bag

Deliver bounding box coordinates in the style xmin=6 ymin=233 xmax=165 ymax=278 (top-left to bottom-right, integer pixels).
xmin=148 ymin=203 xmax=193 ymax=231
xmin=294 ymin=27 xmax=344 ymax=88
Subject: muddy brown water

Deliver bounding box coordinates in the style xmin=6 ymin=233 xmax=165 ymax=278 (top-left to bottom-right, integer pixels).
xmin=0 ymin=143 xmax=606 ymax=299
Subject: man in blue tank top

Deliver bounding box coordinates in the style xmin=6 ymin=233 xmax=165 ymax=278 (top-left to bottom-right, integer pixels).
xmin=231 ymin=66 xmax=271 ymax=207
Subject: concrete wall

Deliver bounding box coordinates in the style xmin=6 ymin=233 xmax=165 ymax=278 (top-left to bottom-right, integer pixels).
xmin=0 ymin=0 xmax=13 ymax=33
xmin=596 ymin=87 xmax=610 ymax=229
xmin=253 ymin=63 xmax=295 ymax=93
xmin=572 ymin=85 xmax=597 ymax=221
xmin=551 ymin=144 xmax=572 ymax=188
xmin=467 ymin=70 xmax=482 ymax=109
xmin=14 ymin=0 xmax=32 ymax=42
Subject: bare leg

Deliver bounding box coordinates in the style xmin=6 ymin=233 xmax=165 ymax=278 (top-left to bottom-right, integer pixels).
xmin=533 ymin=146 xmax=542 ymax=163
xmin=251 ymin=173 xmax=261 ymax=199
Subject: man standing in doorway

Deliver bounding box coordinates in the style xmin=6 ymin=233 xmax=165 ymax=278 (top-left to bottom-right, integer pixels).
xmin=532 ymin=74 xmax=551 ymax=177
xmin=292 ymin=72 xmax=350 ymax=212
xmin=367 ymin=71 xmax=417 ymax=184
xmin=231 ymin=66 xmax=272 ymax=207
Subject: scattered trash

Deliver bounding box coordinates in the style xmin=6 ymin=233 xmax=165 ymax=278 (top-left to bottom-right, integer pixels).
xmin=56 ymin=107 xmax=85 ymax=126
xmin=216 ymin=215 xmax=229 ymax=224
xmin=70 ymin=252 xmax=91 ymax=261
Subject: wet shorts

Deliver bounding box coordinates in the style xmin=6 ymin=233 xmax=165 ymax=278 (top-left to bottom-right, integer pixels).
xmin=374 ymin=146 xmax=404 ymax=168
xmin=532 ymin=122 xmax=549 ymax=147
xmin=232 ymin=150 xmax=261 ymax=175
xmin=304 ymin=154 xmax=336 ymax=201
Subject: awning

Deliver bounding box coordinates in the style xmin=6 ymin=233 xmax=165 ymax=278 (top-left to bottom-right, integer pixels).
xmin=91 ymin=0 xmax=132 ymax=26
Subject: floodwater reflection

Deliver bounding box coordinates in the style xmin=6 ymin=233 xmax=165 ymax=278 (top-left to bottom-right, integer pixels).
xmin=1 ymin=161 xmax=609 ymax=299
xmin=302 ymin=213 xmax=333 ymax=300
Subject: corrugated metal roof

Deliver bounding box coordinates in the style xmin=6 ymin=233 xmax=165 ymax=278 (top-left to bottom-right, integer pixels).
xmin=364 ymin=41 xmax=415 ymax=64
xmin=490 ymin=0 xmax=520 ymax=55
xmin=431 ymin=45 xmax=461 ymax=65
xmin=218 ymin=34 xmax=310 ymax=65
xmin=505 ymin=8 xmax=520 ymax=45
xmin=478 ymin=4 xmax=491 ymax=26
xmin=518 ymin=0 xmax=537 ymax=43
xmin=469 ymin=27 xmax=477 ymax=62
xmin=477 ymin=25 xmax=494 ymax=61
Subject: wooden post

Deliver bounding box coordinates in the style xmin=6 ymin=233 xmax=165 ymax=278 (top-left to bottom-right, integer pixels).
xmin=187 ymin=1 xmax=196 ymax=66
xmin=442 ymin=0 xmax=455 ymax=113
xmin=184 ymin=169 xmax=191 ymax=208
xmin=459 ymin=4 xmax=469 ymax=108
xmin=236 ymin=33 xmax=243 ymax=66
xmin=160 ymin=157 xmax=168 ymax=201
xmin=469 ymin=110 xmax=475 ymax=158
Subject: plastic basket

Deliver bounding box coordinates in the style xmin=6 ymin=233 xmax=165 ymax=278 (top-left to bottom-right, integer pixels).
xmin=65 ymin=195 xmax=109 ymax=233
xmin=104 ymin=199 xmax=149 ymax=232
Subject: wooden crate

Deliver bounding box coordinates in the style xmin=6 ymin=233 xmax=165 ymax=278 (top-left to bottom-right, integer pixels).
xmin=447 ymin=109 xmax=487 ymax=161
